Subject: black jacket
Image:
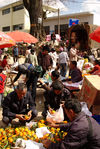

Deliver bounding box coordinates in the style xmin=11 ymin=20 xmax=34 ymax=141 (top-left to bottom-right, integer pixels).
xmin=2 ymin=91 xmax=36 ymax=119
xmin=44 ymin=88 xmax=71 ymax=110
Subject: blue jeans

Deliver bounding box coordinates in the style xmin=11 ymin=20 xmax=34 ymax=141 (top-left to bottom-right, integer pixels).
xmin=26 ymin=73 xmax=38 ymax=102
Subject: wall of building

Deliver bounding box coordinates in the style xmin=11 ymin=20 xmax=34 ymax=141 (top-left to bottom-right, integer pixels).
xmin=24 ymin=9 xmax=30 ymax=33
xmin=43 ymin=13 xmax=94 ymax=33
xmin=0 ymin=1 xmax=27 ymax=32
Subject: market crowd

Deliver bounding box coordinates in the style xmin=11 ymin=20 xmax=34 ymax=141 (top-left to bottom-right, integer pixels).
xmin=0 ymin=24 xmax=100 ymax=149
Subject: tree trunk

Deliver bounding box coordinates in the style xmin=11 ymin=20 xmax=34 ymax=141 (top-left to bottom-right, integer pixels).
xmin=23 ymin=0 xmax=42 ymax=38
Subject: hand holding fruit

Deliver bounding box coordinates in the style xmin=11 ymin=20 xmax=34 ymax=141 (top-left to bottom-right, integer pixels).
xmin=16 ymin=114 xmax=25 ymax=121
xmin=26 ymin=110 xmax=32 ymax=120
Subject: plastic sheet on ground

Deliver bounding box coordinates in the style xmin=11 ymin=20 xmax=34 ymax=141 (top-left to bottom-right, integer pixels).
xmin=63 ymin=80 xmax=83 ymax=88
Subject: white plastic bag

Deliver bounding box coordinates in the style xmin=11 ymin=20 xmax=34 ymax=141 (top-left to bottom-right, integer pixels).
xmin=81 ymin=102 xmax=92 ymax=116
xmin=26 ymin=121 xmax=37 ymax=129
xmin=46 ymin=106 xmax=64 ymax=123
xmin=77 ymin=59 xmax=85 ymax=71
xmin=14 ymin=138 xmax=45 ymax=149
xmin=36 ymin=127 xmax=51 ymax=138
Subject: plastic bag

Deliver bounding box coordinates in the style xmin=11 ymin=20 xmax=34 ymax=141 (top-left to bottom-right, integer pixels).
xmin=77 ymin=59 xmax=85 ymax=71
xmin=26 ymin=121 xmax=37 ymax=129
xmin=36 ymin=127 xmax=51 ymax=138
xmin=81 ymin=102 xmax=92 ymax=116
xmin=14 ymin=138 xmax=45 ymax=149
xmin=46 ymin=106 xmax=64 ymax=123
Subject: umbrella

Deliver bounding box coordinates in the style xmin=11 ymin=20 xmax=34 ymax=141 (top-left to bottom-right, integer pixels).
xmin=7 ymin=31 xmax=38 ymax=44
xmin=89 ymin=26 xmax=100 ymax=43
xmin=0 ymin=31 xmax=15 ymax=48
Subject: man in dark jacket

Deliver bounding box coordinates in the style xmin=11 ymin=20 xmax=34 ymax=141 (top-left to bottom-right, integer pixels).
xmin=42 ymin=98 xmax=100 ymax=149
xmin=2 ymin=83 xmax=37 ymax=125
xmin=42 ymin=80 xmax=71 ymax=118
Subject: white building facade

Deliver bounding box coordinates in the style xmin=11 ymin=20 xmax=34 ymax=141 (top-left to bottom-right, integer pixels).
xmin=0 ymin=0 xmax=30 ymax=33
xmin=0 ymin=0 xmax=95 ymax=37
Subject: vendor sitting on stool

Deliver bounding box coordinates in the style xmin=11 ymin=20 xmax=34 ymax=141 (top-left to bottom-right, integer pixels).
xmin=2 ymin=83 xmax=37 ymax=125
xmin=67 ymin=61 xmax=82 ymax=83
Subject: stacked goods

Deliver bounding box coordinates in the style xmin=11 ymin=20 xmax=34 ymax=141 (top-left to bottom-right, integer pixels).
xmin=79 ymin=75 xmax=100 ymax=114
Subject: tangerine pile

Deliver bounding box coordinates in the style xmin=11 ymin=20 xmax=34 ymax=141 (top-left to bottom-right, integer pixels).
xmin=0 ymin=119 xmax=68 ymax=148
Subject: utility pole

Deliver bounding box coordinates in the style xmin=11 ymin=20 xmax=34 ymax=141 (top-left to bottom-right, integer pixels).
xmin=58 ymin=8 xmax=60 ymax=35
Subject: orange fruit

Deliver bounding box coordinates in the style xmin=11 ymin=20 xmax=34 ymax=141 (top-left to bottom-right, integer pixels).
xmin=24 ymin=115 xmax=30 ymax=120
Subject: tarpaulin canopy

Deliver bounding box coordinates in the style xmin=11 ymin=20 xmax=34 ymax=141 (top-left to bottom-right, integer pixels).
xmin=7 ymin=31 xmax=38 ymax=44
xmin=0 ymin=31 xmax=15 ymax=48
xmin=89 ymin=26 xmax=100 ymax=43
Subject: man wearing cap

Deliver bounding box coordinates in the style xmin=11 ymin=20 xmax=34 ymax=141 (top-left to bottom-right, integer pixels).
xmin=2 ymin=83 xmax=37 ymax=125
xmin=0 ymin=66 xmax=6 ymax=107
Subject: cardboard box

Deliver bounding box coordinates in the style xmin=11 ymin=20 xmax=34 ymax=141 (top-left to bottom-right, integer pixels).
xmin=79 ymin=75 xmax=100 ymax=109
xmin=92 ymin=105 xmax=100 ymax=115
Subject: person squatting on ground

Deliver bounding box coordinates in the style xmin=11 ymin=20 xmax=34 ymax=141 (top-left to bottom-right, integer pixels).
xmin=42 ymin=80 xmax=71 ymax=118
xmin=42 ymin=98 xmax=100 ymax=149
xmin=39 ymin=70 xmax=60 ymax=91
xmin=12 ymin=63 xmax=42 ymax=102
xmin=2 ymin=83 xmax=37 ymax=125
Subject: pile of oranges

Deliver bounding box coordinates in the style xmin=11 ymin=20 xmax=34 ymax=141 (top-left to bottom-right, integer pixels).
xmin=0 ymin=119 xmax=68 ymax=149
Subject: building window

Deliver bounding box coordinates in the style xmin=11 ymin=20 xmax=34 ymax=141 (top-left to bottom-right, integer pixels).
xmin=13 ymin=24 xmax=23 ymax=30
xmin=55 ymin=24 xmax=69 ymax=40
xmin=13 ymin=4 xmax=24 ymax=12
xmin=2 ymin=26 xmax=10 ymax=32
xmin=84 ymin=22 xmax=88 ymax=25
xmin=2 ymin=8 xmax=10 ymax=15
xmin=44 ymin=26 xmax=50 ymax=35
